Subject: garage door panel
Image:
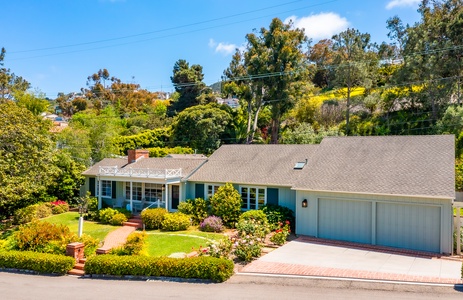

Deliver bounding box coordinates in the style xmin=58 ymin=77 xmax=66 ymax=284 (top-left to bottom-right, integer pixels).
xmin=376 ymin=203 xmax=440 ymax=253
xmin=318 ymin=198 xmax=372 ymax=244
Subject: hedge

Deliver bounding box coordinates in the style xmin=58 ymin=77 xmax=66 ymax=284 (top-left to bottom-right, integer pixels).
xmin=85 ymin=255 xmax=234 ymax=282
xmin=0 ymin=251 xmax=75 ymax=275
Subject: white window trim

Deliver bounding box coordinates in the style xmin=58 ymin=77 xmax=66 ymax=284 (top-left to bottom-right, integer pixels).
xmin=240 ymin=186 xmax=266 ymax=210
xmin=205 ymin=183 xmax=223 ymax=199
xmin=124 ymin=182 xmax=164 ymax=202
xmin=96 ymin=180 xmax=112 ymax=198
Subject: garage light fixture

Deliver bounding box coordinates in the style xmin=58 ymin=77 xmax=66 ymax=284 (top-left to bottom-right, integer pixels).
xmin=302 ymin=199 xmax=308 ymax=208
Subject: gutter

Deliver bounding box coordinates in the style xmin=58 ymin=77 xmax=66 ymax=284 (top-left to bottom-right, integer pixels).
xmin=291 ymin=187 xmax=454 ymax=201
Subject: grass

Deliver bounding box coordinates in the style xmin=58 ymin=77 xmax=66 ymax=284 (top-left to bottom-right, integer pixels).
xmin=144 ymin=229 xmax=226 ymax=257
xmin=44 ymin=212 xmax=117 ymax=241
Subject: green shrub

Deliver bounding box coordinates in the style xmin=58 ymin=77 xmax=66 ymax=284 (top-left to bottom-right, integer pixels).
xmin=260 ymin=204 xmax=294 ymax=230
xmin=115 ymin=207 xmax=132 ymax=219
xmin=236 ymin=219 xmax=270 ymax=239
xmin=233 ymin=235 xmax=262 ymax=262
xmin=110 ymin=213 xmax=128 ymax=226
xmin=205 ymin=238 xmax=233 ymax=259
xmin=209 ymin=183 xmax=242 ymax=227
xmin=78 ymin=234 xmax=101 ymax=257
xmin=147 ymin=146 xmax=194 ymax=157
xmin=34 ymin=203 xmax=53 ymax=218
xmin=11 ymin=221 xmax=74 ymax=254
xmin=49 ymin=200 xmax=70 ymax=214
xmin=239 ymin=210 xmax=268 ymax=225
xmin=85 ymin=255 xmax=234 ymax=282
xmin=98 ymin=208 xmax=119 ymax=224
xmin=161 ymin=212 xmax=191 ymax=231
xmin=84 ymin=195 xmax=99 ymax=221
xmin=0 ymin=250 xmax=75 ymax=274
xmin=13 ymin=205 xmax=37 ymax=225
xmin=110 ymin=232 xmax=147 ymax=256
xmin=141 ymin=208 xmax=168 ymax=230
xmin=270 ymin=221 xmax=291 ymax=246
xmin=177 ymin=198 xmax=210 ymax=225
xmin=12 ymin=203 xmax=53 ymax=225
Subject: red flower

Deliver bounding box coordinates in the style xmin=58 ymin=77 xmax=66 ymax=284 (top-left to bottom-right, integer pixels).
xmin=285 ymin=220 xmax=290 ymax=225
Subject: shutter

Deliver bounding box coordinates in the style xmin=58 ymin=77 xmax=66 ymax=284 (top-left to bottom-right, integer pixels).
xmin=267 ymin=188 xmax=279 ymax=206
xmin=89 ymin=178 xmax=95 ymax=196
xmin=195 ymin=183 xmax=205 ymax=199
xmin=112 ymin=181 xmax=117 ymax=199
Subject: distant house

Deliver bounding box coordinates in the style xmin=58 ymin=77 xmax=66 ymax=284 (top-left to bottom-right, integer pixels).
xmin=82 ymin=135 xmax=455 ymax=254
xmin=42 ymin=113 xmax=68 ymax=132
xmin=217 ymin=97 xmax=239 ymax=108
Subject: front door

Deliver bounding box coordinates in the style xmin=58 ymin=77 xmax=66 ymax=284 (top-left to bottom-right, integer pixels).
xmin=171 ymin=185 xmax=180 ymax=210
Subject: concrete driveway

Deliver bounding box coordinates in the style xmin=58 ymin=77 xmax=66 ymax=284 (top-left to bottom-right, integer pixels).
xmin=240 ymin=238 xmax=463 ymax=284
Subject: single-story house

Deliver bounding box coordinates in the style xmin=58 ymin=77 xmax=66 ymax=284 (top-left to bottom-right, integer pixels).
xmin=82 ymin=135 xmax=455 ymax=254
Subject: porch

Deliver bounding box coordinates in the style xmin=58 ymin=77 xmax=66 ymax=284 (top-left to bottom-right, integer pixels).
xmin=95 ymin=169 xmax=182 ymax=213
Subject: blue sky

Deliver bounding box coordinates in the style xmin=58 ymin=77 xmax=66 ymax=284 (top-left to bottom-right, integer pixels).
xmin=2 ymin=0 xmax=422 ymax=98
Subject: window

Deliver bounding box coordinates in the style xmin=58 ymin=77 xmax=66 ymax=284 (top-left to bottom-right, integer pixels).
xmin=206 ymin=184 xmax=222 ymax=199
xmin=125 ymin=182 xmax=142 ymax=200
xmin=96 ymin=180 xmax=112 ymax=198
xmin=240 ymin=186 xmax=266 ymax=210
xmin=145 ymin=183 xmax=163 ymax=202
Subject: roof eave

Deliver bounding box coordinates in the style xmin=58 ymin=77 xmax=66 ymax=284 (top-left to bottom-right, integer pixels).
xmin=292 ymin=187 xmax=455 ymax=201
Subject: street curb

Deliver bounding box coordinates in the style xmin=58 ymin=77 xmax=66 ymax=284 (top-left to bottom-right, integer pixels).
xmin=234 ymin=271 xmax=463 ymax=288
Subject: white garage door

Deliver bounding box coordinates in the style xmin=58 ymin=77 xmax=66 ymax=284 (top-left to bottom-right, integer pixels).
xmin=376 ymin=203 xmax=441 ymax=253
xmin=318 ymin=198 xmax=372 ymax=244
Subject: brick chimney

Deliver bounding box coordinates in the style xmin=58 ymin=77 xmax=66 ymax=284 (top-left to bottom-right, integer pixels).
xmin=128 ymin=149 xmax=149 ymax=164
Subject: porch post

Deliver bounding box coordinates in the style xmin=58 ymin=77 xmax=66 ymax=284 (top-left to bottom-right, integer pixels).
xmin=97 ymin=177 xmax=102 ymax=210
xmin=165 ymin=183 xmax=169 ymax=211
xmin=130 ymin=181 xmax=133 ymax=213
xmin=457 ymin=205 xmax=461 ymax=255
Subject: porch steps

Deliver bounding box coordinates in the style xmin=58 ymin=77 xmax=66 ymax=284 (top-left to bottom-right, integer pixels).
xmin=123 ymin=215 xmax=143 ymax=229
xmin=67 ymin=259 xmax=86 ymax=276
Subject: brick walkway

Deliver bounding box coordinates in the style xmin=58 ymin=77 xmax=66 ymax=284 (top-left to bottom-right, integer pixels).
xmin=97 ymin=226 xmax=136 ymax=253
xmin=241 ymin=261 xmax=463 ymax=284
xmin=240 ymin=237 xmax=463 ymax=285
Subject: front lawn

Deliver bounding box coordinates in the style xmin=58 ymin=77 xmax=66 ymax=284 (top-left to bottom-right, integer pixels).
xmin=145 ymin=230 xmax=226 ymax=257
xmin=44 ymin=212 xmax=116 ymax=241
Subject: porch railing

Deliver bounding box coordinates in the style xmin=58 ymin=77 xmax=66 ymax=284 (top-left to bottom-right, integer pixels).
xmin=99 ymin=166 xmax=182 ymax=179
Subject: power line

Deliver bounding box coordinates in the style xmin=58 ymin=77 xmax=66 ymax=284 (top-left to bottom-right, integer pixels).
xmin=7 ymin=0 xmax=339 ymax=62
xmin=9 ymin=0 xmax=304 ymax=54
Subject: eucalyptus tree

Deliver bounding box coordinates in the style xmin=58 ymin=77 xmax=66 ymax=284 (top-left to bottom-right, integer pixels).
xmin=331 ymin=28 xmax=379 ymax=135
xmin=394 ymin=0 xmax=463 ymax=122
xmin=223 ymin=18 xmax=309 ymax=144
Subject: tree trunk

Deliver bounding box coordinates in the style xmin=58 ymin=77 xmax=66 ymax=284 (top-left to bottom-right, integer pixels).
xmin=270 ymin=117 xmax=279 ymax=144
xmin=345 ymin=64 xmax=351 ymax=136
xmin=246 ymin=101 xmax=252 ymax=144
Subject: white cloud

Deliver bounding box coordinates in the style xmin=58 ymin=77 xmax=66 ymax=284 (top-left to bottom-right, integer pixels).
xmin=208 ymin=38 xmax=241 ymax=55
xmin=285 ymin=12 xmax=349 ymax=40
xmin=386 ymin=0 xmax=420 ymax=10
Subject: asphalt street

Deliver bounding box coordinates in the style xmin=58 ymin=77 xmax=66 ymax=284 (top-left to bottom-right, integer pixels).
xmin=0 ymin=272 xmax=462 ymax=300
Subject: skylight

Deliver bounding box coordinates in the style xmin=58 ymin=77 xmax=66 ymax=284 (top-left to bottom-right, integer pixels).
xmin=294 ymin=161 xmax=307 ymax=170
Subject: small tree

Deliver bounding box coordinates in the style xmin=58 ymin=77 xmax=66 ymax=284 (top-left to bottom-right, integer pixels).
xmin=209 ymin=183 xmax=242 ymax=227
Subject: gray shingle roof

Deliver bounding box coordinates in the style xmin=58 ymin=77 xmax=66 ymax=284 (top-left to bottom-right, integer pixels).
xmin=293 ymin=135 xmax=455 ymax=198
xmin=188 ymin=144 xmax=319 ymax=186
xmin=82 ymin=157 xmax=207 ymax=179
